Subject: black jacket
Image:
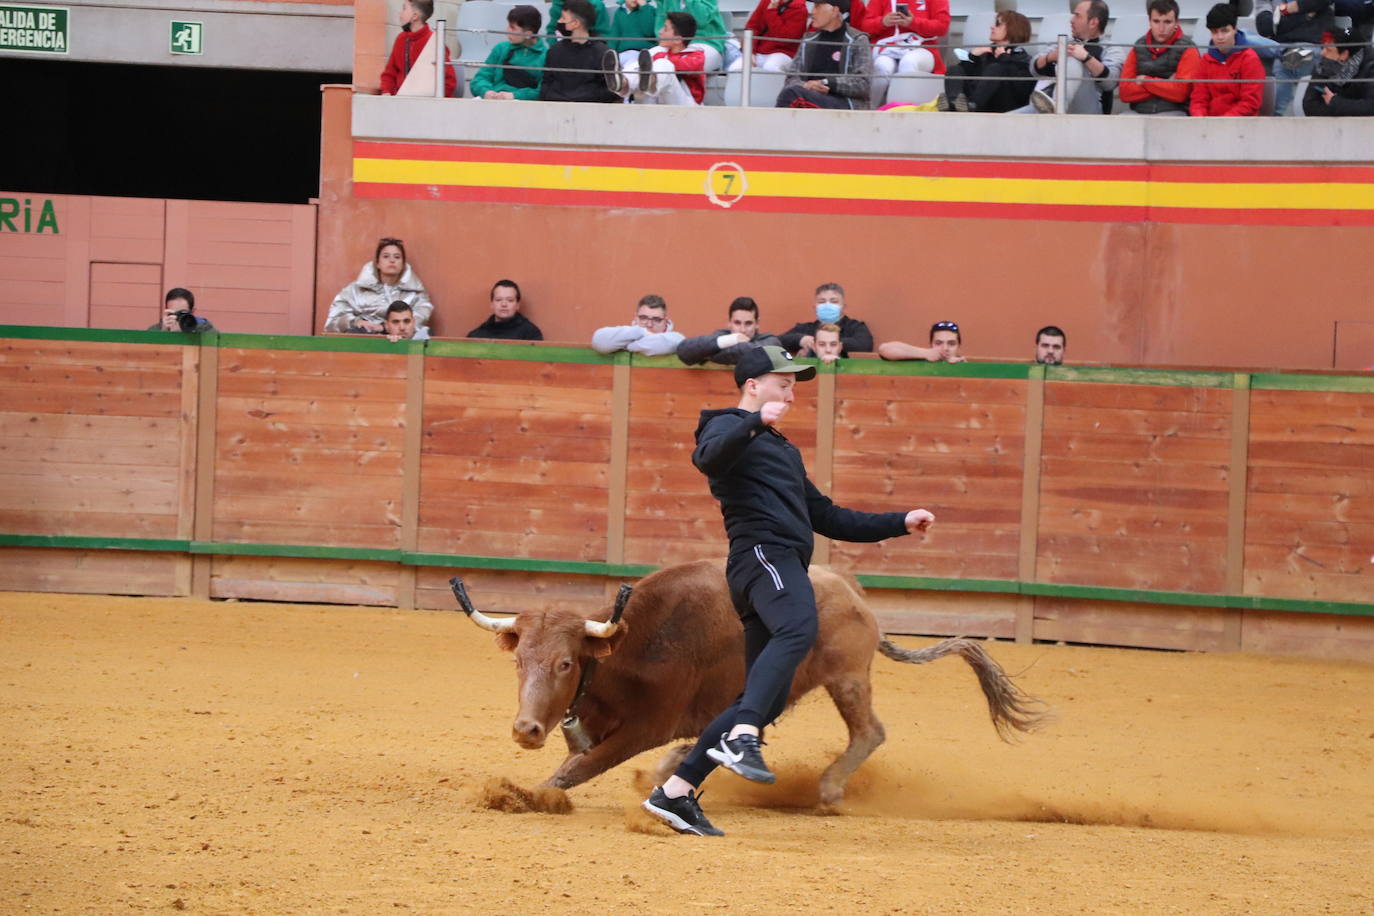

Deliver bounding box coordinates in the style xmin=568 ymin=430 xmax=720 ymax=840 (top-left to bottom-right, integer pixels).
xmin=676 ymin=330 xmax=783 ymax=366
xmin=777 ymin=315 xmax=873 ymax=357
xmin=467 ymin=312 xmax=544 ymax=340
xmin=538 ymin=38 xmax=620 ymax=103
xmin=1303 ymin=48 xmax=1374 ymax=115
xmin=948 ymin=47 xmax=1034 ymax=113
xmin=692 ymin=407 xmax=908 ymax=566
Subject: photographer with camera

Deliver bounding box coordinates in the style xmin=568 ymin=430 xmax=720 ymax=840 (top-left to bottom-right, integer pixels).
xmin=148 ymin=288 xmax=217 ymax=334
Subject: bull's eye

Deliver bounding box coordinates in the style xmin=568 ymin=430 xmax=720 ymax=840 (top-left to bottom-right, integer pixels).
xmin=557 ymin=658 xmax=574 ymax=674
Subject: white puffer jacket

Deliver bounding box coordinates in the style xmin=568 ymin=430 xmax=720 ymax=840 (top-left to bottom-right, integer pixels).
xmin=324 ymin=261 xmax=434 ymax=333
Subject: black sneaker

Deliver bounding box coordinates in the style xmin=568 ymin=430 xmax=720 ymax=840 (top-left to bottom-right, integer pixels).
xmin=642 ymin=787 xmax=725 ymax=836
xmin=706 ymin=733 xmax=775 ymax=784
xmin=636 ymin=48 xmax=655 ymax=94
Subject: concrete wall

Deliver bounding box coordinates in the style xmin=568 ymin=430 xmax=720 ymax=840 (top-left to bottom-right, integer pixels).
xmin=0 ymin=0 xmax=353 ymax=71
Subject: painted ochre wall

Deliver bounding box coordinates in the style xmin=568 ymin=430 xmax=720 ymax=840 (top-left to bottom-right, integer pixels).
xmin=322 ymin=90 xmax=1374 ymax=370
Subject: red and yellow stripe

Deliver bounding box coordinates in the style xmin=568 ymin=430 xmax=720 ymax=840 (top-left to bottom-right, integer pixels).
xmin=352 ymin=141 xmax=1374 ymax=226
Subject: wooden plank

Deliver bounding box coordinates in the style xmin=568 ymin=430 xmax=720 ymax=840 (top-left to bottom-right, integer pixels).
xmin=220 ymin=347 xmax=410 ymax=379
xmin=192 ymin=345 xmax=219 ymax=599
xmin=833 ymin=426 xmax=1025 ymax=454
xmin=424 ymin=357 xmax=614 ymax=388
xmin=177 ymin=348 xmax=200 ymax=544
xmin=215 ymin=396 xmax=406 ymax=429
xmin=420 ymin=455 xmax=607 ymax=488
xmin=1045 ymin=381 xmax=1233 ymax=413
xmin=0 ymin=547 xmax=181 ymax=596
xmin=416 ymin=528 xmax=608 ymax=560
xmin=1223 ymin=379 xmax=1250 ymax=650
xmin=1040 ymin=456 xmax=1231 ymax=489
xmin=216 ymin=372 xmax=408 ymax=401
xmin=861 ymin=589 xmax=1019 ymax=640
xmin=210 ymin=519 xmax=401 ymax=547
xmin=1248 ymin=466 xmax=1374 ymax=495
xmin=0 ymin=388 xmax=181 ymax=418
xmin=0 ymin=510 xmax=178 ymax=538
xmin=1040 ymin=433 xmax=1233 ymax=462
xmin=1032 ymin=595 xmax=1231 ymax=652
xmin=0 ymin=363 xmax=182 ymax=391
xmin=0 ymin=339 xmax=184 ymax=368
xmin=1240 ymin=610 xmax=1374 ymax=662
xmin=1017 ymin=371 xmax=1044 ymax=643
xmin=1248 ymin=440 xmax=1374 ymax=469
xmin=0 ymin=435 xmax=179 ymax=465
xmin=0 ymin=477 xmax=178 ymax=513
xmin=397 ymin=351 xmax=425 ymax=609
xmin=217 ymin=417 xmax=403 ymax=452
xmin=421 ymin=409 xmax=612 ymax=442
xmin=606 ymin=360 xmax=630 ymax=565
xmin=1036 ymin=505 xmax=1229 ymax=539
xmin=834 ymin=375 xmax=1027 ymax=406
xmin=212 ymin=468 xmax=406 ymax=499
xmin=835 ymin=399 xmax=1028 ymax=429
xmin=425 ymin=380 xmax=611 ymax=412
xmin=216 ymin=445 xmax=404 ymax=477
xmin=1042 ymin=407 xmax=1231 ymax=439
xmin=1245 ymin=492 xmax=1374 ymax=523
xmin=419 ymin=488 xmax=610 ymax=518
xmin=412 ymin=566 xmax=610 ymax=615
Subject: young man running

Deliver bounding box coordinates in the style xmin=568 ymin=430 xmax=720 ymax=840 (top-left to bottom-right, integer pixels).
xmin=642 ymin=345 xmax=935 ymax=836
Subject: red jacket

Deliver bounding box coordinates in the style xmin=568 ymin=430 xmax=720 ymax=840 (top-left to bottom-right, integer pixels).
xmin=1118 ymin=30 xmax=1201 ymax=109
xmin=744 ymin=0 xmax=808 ymax=57
xmin=1189 ymin=44 xmax=1263 ymax=116
xmin=653 ymin=46 xmax=707 ymax=103
xmin=379 ymin=23 xmax=458 ymax=97
xmin=857 ymin=0 xmax=949 ymax=74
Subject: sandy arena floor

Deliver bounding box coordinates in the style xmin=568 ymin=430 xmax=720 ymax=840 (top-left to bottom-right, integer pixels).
xmin=2 ymin=591 xmax=1372 ymax=915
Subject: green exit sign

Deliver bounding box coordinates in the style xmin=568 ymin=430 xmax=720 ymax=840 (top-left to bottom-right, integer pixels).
xmin=170 ymin=19 xmax=202 ymax=54
xmin=0 ymin=4 xmax=69 ymax=54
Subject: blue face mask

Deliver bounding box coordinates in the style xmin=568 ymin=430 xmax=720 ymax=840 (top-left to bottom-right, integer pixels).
xmin=816 ymin=303 xmax=842 ymax=323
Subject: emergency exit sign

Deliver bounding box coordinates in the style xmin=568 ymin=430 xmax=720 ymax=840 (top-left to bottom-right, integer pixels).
xmin=170 ymin=19 xmax=202 ymax=54
xmin=0 ymin=4 xmax=69 ymax=54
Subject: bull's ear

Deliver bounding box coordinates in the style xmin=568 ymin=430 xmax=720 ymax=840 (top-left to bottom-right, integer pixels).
xmin=585 ymin=627 xmax=627 ymax=659
xmin=495 ymin=632 xmax=519 ymax=653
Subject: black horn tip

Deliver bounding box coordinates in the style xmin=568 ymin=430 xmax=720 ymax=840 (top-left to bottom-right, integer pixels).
xmin=449 ymin=577 xmax=476 ymax=615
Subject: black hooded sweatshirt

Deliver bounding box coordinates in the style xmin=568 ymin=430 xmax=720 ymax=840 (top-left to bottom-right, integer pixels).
xmin=692 ymin=407 xmax=908 ymax=567
xmin=466 ymin=312 xmax=544 ymax=340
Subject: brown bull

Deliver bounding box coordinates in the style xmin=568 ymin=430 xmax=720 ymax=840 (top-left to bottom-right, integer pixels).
xmin=458 ymin=559 xmax=1046 ymax=806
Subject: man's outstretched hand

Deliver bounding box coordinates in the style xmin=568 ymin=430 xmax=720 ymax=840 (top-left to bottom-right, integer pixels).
xmin=905 ymin=509 xmax=935 ymax=533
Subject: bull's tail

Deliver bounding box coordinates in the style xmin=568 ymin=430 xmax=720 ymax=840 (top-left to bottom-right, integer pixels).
xmin=878 ymin=637 xmax=1050 ymax=742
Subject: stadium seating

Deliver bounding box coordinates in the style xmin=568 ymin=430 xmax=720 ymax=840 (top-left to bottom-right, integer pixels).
xmin=457 ymin=0 xmax=513 ymax=66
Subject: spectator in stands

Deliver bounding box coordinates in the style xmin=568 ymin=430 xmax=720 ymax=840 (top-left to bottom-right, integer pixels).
xmin=548 ymin=0 xmax=611 ymax=39
xmin=148 ymin=287 xmax=216 ymax=333
xmin=810 ymin=322 xmax=844 ymax=363
xmin=728 ymin=0 xmax=808 ymax=74
xmin=1035 ymin=325 xmax=1066 ymax=365
xmin=878 ymin=321 xmax=966 ymax=362
xmin=609 ymin=0 xmax=660 ymax=69
xmin=860 ymin=0 xmax=950 ymax=107
xmin=655 ymin=0 xmax=731 ymax=71
xmin=1336 ymin=0 xmax=1374 ymax=44
xmin=471 ymin=5 xmax=548 ymax=100
xmin=938 ymin=10 xmax=1034 ymax=112
xmin=778 ymin=283 xmax=874 ymax=356
xmin=1303 ymin=27 xmax=1374 ymax=115
xmin=540 ymin=0 xmax=622 ymax=102
xmin=1192 ymin=4 xmax=1265 ymax=116
xmin=775 ymin=0 xmax=873 ymax=109
xmin=615 ymin=12 xmax=707 ymax=104
xmin=379 ymin=0 xmax=458 ymax=97
xmin=592 ymin=294 xmax=685 ymax=355
xmin=325 ymin=237 xmax=434 ymax=334
xmin=1023 ymin=0 xmax=1124 ymax=114
xmin=678 ymin=296 xmax=783 ymax=365
xmin=383 ymin=301 xmax=430 ymax=341
xmin=1258 ymin=0 xmax=1334 ymax=115
xmin=1118 ymin=0 xmax=1200 ymax=116
xmin=467 ymin=279 xmax=544 ymax=340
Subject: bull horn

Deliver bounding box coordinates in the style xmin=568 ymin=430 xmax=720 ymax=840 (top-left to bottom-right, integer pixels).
xmin=449 ymin=577 xmax=516 ymax=633
xmin=583 ymin=618 xmax=620 ymax=638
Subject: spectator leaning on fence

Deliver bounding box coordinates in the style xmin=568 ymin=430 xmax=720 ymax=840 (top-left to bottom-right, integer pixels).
xmin=383 ymin=301 xmax=430 ymax=341
xmin=811 ymin=322 xmax=844 ymax=363
xmin=878 ymin=320 xmax=966 ymax=362
xmin=1023 ymin=0 xmax=1124 ymax=114
xmin=467 ymin=279 xmax=544 ymax=340
xmin=1192 ymin=4 xmax=1265 ymax=116
xmin=729 ymin=0 xmax=809 ymax=74
xmin=1303 ymin=27 xmax=1374 ymax=115
xmin=614 ymin=12 xmax=708 ymax=103
xmin=778 ymin=282 xmax=874 ymax=356
xmin=775 ymin=0 xmax=873 ymax=109
xmin=471 ymin=5 xmax=548 ymax=100
xmin=938 ymin=10 xmax=1034 ymax=112
xmin=540 ymin=0 xmax=622 ymax=102
xmin=860 ymin=0 xmax=951 ymax=107
xmin=608 ymin=0 xmax=660 ymax=68
xmin=592 ymin=294 xmax=686 ymax=355
xmin=1118 ymin=0 xmax=1201 ymax=116
xmin=678 ymin=296 xmax=783 ymax=366
xmin=325 ymin=237 xmax=434 ymax=334
xmin=379 ymin=0 xmax=458 ymax=97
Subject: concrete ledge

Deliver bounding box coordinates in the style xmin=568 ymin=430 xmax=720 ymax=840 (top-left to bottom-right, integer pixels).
xmin=353 ymin=93 xmax=1374 ymax=164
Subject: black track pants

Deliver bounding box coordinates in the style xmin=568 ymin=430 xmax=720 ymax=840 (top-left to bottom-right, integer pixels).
xmin=675 ymin=545 xmax=819 ymax=787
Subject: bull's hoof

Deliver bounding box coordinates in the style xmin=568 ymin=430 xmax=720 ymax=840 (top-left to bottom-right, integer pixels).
xmin=476 ymin=777 xmax=574 ymax=815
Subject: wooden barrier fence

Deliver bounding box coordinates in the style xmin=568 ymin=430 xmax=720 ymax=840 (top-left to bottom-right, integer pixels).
xmin=2 ymin=326 xmax=1371 ymax=660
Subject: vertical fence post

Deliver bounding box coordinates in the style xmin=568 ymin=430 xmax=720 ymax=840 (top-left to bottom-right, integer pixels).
xmin=434 ymin=19 xmax=446 ymax=98
xmin=1016 ymin=364 xmax=1046 ymax=643
xmin=812 ymin=361 xmax=837 ymax=566
xmin=397 ymin=348 xmax=427 ymax=609
xmin=190 ymin=339 xmax=220 ymax=599
xmin=1054 ymin=34 xmax=1068 ymax=114
xmin=606 ymin=352 xmax=631 ymax=567
xmin=740 ymin=29 xmax=754 ymax=107
xmin=1223 ymin=372 xmax=1252 ymax=651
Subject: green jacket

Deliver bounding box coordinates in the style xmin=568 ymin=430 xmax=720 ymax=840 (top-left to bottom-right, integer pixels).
xmin=546 ymin=0 xmax=611 ymax=37
xmin=470 ymin=41 xmax=547 ymax=99
xmin=655 ymin=0 xmax=728 ymax=53
xmin=606 ymin=2 xmax=658 ymax=51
